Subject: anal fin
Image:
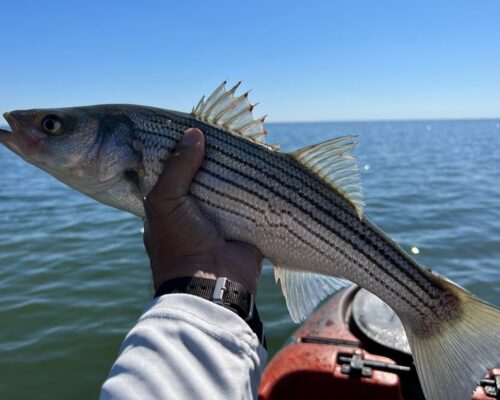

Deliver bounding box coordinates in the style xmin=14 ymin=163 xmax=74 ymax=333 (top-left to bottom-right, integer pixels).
xmin=274 ymin=266 xmax=350 ymax=322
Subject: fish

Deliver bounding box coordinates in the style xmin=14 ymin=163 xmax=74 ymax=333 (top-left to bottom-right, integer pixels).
xmin=1 ymin=82 xmax=499 ymax=400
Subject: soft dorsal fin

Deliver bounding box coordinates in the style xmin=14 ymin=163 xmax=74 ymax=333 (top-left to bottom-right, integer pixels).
xmin=290 ymin=136 xmax=364 ymax=217
xmin=192 ymin=81 xmax=278 ymax=150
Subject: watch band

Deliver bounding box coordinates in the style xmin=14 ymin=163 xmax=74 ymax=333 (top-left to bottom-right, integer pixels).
xmin=154 ymin=276 xmax=266 ymax=347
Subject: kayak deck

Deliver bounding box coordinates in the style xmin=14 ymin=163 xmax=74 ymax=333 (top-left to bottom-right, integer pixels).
xmin=258 ymin=286 xmax=498 ymax=400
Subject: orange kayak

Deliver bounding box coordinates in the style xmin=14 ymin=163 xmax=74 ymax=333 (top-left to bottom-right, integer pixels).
xmin=258 ymin=286 xmax=499 ymax=400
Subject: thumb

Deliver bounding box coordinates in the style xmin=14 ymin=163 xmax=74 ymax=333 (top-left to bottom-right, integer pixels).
xmin=147 ymin=128 xmax=205 ymax=204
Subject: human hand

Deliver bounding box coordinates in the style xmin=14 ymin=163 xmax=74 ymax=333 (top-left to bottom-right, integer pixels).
xmin=143 ymin=128 xmax=263 ymax=296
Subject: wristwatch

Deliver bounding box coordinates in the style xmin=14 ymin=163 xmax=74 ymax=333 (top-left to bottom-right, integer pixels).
xmin=154 ymin=276 xmax=266 ymax=347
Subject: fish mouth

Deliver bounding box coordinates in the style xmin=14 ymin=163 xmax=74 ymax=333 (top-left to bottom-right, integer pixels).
xmin=1 ymin=112 xmax=14 ymax=135
xmin=0 ymin=112 xmax=17 ymax=149
xmin=0 ymin=111 xmax=36 ymax=156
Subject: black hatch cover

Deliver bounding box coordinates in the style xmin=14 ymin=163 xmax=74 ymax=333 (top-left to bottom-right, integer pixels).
xmin=351 ymin=288 xmax=411 ymax=355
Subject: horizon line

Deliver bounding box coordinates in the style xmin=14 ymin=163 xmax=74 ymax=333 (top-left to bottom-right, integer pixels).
xmin=267 ymin=116 xmax=500 ymax=124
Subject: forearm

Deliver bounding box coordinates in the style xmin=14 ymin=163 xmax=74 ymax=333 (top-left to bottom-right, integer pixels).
xmin=100 ymin=293 xmax=267 ymax=400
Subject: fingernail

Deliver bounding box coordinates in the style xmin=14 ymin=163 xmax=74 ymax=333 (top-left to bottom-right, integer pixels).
xmin=181 ymin=129 xmax=200 ymax=147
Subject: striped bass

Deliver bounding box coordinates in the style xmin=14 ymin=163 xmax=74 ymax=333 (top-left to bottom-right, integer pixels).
xmin=1 ymin=82 xmax=499 ymax=400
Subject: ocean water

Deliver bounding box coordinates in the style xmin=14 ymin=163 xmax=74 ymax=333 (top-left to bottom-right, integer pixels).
xmin=1 ymin=119 xmax=499 ymax=399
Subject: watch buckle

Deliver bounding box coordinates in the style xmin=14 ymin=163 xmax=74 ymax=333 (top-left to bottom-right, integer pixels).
xmin=212 ymin=277 xmax=254 ymax=322
xmin=212 ymin=277 xmax=227 ymax=304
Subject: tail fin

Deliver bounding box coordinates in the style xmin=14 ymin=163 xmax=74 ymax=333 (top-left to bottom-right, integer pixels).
xmin=406 ymin=282 xmax=500 ymax=400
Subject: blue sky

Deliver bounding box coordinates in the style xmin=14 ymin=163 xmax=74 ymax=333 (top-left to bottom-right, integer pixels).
xmin=1 ymin=1 xmax=499 ymax=122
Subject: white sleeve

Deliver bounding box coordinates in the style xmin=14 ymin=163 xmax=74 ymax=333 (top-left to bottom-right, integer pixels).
xmin=100 ymin=293 xmax=267 ymax=400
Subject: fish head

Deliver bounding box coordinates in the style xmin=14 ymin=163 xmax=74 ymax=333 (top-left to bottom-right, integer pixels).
xmin=1 ymin=106 xmax=145 ymax=216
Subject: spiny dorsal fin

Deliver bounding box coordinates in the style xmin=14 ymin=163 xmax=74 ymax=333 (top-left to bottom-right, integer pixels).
xmin=192 ymin=81 xmax=278 ymax=150
xmin=290 ymin=136 xmax=364 ymax=217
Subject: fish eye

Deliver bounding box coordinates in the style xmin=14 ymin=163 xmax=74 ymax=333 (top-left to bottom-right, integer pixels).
xmin=41 ymin=115 xmax=64 ymax=135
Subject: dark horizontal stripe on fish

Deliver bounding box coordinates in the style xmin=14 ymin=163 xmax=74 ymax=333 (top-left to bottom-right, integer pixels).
xmin=195 ymin=165 xmax=434 ymax=316
xmin=192 ymin=177 xmax=264 ymax=213
xmin=197 ymin=166 xmax=269 ymax=203
xmin=191 ymin=181 xmax=429 ymax=318
xmin=191 ymin=191 xmax=258 ymax=224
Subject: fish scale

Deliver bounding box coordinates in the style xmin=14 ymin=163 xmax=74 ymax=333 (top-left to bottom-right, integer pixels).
xmin=1 ymin=82 xmax=499 ymax=400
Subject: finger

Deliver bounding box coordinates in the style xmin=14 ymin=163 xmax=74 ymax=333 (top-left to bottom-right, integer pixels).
xmin=147 ymin=128 xmax=205 ymax=203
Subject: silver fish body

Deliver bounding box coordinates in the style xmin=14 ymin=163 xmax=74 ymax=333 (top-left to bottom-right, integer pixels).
xmin=131 ymin=106 xmax=459 ymax=332
xmin=1 ymin=84 xmax=499 ymax=400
